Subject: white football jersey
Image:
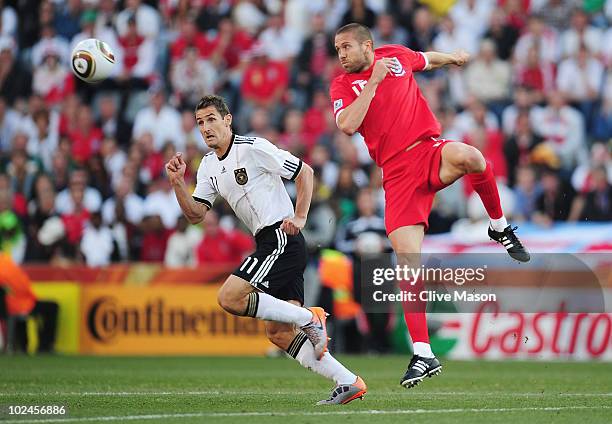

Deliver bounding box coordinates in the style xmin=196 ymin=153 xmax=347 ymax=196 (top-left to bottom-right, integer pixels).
xmin=192 ymin=134 xmax=303 ymax=235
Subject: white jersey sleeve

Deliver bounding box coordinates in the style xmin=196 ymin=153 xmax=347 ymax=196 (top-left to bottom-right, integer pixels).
xmin=252 ymin=138 xmax=303 ymax=181
xmin=192 ymin=156 xmax=218 ymax=209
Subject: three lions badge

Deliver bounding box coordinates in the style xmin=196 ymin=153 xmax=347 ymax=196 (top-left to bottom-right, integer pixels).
xmin=234 ymin=168 xmax=248 ymax=185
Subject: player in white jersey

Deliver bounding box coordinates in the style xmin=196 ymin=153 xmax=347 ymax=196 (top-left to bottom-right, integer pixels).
xmin=165 ymin=95 xmax=366 ymax=405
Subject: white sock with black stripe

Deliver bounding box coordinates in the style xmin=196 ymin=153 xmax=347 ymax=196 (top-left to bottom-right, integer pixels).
xmin=245 ymin=292 xmax=312 ymax=326
xmin=287 ymin=332 xmax=357 ymax=385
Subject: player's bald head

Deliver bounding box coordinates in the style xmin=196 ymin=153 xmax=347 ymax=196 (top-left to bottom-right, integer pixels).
xmin=335 ymin=23 xmax=373 ymax=45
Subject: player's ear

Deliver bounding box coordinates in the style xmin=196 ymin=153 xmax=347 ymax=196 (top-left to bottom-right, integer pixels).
xmin=224 ymin=113 xmax=232 ymax=128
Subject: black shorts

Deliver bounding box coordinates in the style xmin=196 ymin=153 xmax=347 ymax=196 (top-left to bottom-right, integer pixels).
xmin=232 ymin=221 xmax=307 ymax=304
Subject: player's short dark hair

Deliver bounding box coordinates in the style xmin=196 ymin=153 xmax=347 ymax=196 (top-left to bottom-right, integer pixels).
xmin=335 ymin=23 xmax=373 ymax=44
xmin=195 ymin=95 xmax=230 ymax=117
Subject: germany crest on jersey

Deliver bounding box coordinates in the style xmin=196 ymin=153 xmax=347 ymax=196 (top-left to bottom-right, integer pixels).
xmin=192 ymin=134 xmax=302 ymax=236
xmin=234 ymin=167 xmax=248 ymax=185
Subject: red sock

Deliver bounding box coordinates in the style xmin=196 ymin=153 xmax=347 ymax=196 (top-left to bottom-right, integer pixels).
xmin=404 ymin=312 xmax=430 ymax=343
xmin=399 ymin=278 xmax=430 ymax=343
xmin=468 ymin=161 xmax=503 ymax=220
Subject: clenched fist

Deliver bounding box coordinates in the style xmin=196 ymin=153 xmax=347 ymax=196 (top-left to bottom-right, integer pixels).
xmin=369 ymin=58 xmax=395 ymax=85
xmin=452 ymin=50 xmax=470 ymax=67
xmin=165 ymin=152 xmax=186 ymax=185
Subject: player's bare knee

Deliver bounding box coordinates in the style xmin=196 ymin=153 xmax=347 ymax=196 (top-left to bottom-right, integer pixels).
xmin=463 ymin=146 xmax=486 ymax=174
xmin=216 ymin=289 xmax=230 ymax=312
xmin=217 ymin=289 xmax=241 ymax=315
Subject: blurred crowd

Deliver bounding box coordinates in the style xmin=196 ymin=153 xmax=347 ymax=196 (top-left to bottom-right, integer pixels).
xmin=0 ymin=0 xmax=611 ymax=269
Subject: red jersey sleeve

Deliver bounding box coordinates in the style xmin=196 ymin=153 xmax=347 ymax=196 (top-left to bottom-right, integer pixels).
xmin=392 ymin=45 xmax=428 ymax=72
xmin=329 ymin=76 xmax=357 ymax=126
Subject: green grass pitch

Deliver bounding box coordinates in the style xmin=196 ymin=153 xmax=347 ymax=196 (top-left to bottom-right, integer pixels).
xmin=1 ymin=355 xmax=611 ymax=423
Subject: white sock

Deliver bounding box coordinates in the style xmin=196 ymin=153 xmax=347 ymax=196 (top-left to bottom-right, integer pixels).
xmin=246 ymin=292 xmax=311 ymax=326
xmin=287 ymin=332 xmax=357 ymax=385
xmin=490 ymin=216 xmax=508 ymax=232
xmin=413 ymin=342 xmax=434 ymax=358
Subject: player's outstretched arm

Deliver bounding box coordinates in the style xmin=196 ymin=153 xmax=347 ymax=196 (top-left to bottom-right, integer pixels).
xmin=423 ymin=50 xmax=469 ymax=71
xmin=165 ymin=152 xmax=208 ymax=225
xmin=281 ymin=163 xmax=314 ymax=236
xmin=336 ymin=58 xmax=395 ymax=135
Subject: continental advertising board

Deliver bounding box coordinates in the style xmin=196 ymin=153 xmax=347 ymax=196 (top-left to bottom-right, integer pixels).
xmin=80 ymin=286 xmax=271 ymax=355
xmin=26 ymin=282 xmax=611 ymax=359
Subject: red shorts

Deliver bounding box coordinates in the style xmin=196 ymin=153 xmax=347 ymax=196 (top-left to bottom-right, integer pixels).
xmin=382 ymin=138 xmax=454 ymax=235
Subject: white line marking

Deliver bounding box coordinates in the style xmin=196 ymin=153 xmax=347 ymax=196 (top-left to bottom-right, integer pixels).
xmin=2 ymin=406 xmax=610 ymax=423
xmin=1 ymin=391 xmax=611 ymax=397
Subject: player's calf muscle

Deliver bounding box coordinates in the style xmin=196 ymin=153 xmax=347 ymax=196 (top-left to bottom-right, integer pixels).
xmin=265 ymin=323 xmax=297 ymax=350
xmin=396 ymin=252 xmax=421 ymax=269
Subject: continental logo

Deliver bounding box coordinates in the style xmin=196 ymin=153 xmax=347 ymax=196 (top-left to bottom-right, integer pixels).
xmin=87 ymin=297 xmax=264 ymax=343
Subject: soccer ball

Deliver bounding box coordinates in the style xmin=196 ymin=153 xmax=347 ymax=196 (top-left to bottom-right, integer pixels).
xmin=71 ymin=38 xmax=115 ymax=83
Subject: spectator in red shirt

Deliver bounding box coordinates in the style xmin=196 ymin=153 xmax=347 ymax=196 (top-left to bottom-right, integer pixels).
xmin=499 ymin=0 xmax=529 ymax=31
xmin=139 ymin=214 xmax=171 ymax=262
xmin=119 ymin=17 xmax=143 ymax=71
xmin=170 ymin=16 xmax=220 ymax=62
xmin=32 ymin=49 xmax=74 ymax=107
xmin=240 ymin=43 xmax=289 ymax=129
xmin=196 ymin=210 xmax=254 ymax=266
xmin=58 ymin=94 xmax=81 ymax=137
xmin=137 ymin=132 xmax=164 ymax=183
xmin=60 ymin=182 xmax=91 ymax=246
xmin=515 ymin=46 xmax=554 ymax=102
xmin=69 ymin=105 xmax=103 ymax=164
xmin=241 ymin=44 xmax=289 ymax=108
xmin=303 ymin=89 xmax=332 ymax=142
xmin=216 ymin=17 xmax=254 ymax=71
xmin=117 ymin=14 xmax=155 ymax=81
xmin=5 ymin=149 xmax=36 ymax=212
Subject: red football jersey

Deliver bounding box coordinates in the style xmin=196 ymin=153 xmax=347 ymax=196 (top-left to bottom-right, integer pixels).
xmin=330 ymin=45 xmax=441 ymax=166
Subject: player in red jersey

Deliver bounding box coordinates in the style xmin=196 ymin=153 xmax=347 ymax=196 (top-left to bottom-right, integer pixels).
xmin=330 ymin=23 xmax=530 ymax=388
